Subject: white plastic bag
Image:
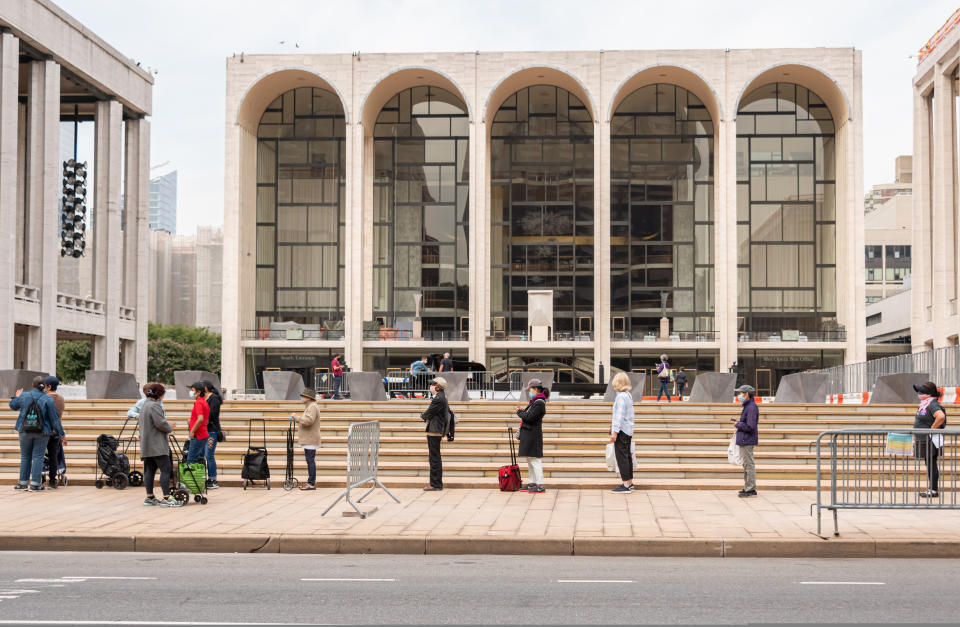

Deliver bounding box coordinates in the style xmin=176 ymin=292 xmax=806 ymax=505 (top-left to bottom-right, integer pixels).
xmin=727 ymin=436 xmax=744 ymax=466
xmin=605 ymin=443 xmax=617 ymax=471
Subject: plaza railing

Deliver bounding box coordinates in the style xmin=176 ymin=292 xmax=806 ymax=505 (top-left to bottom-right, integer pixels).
xmin=811 ymin=428 xmax=960 ymax=536
xmin=242 ymin=328 xmax=345 ymax=341
xmin=813 ymin=345 xmax=960 ymax=396
xmin=321 ymin=421 xmax=399 ymax=518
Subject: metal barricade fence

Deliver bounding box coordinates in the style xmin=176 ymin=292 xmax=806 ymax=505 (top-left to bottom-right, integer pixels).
xmin=815 ymin=345 xmax=960 ymax=396
xmin=314 ymin=372 xmax=349 ymax=398
xmin=811 ymin=428 xmax=960 ymax=536
xmin=321 ymin=421 xmax=399 ymax=518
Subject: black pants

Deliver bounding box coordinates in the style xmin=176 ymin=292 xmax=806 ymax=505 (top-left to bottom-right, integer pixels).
xmin=926 ymin=442 xmax=940 ymax=492
xmin=614 ymin=431 xmax=633 ymax=482
xmin=676 ymin=383 xmax=686 ymax=399
xmin=143 ymin=454 xmax=173 ymax=497
xmin=45 ymin=436 xmax=61 ymax=485
xmin=427 ymin=435 xmax=443 ymax=488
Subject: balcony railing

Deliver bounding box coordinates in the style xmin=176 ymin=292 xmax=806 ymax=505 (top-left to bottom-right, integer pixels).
xmin=242 ymin=328 xmax=345 ymax=341
xmin=737 ymin=330 xmax=846 ymax=342
xmin=363 ymin=329 xmax=467 ymax=342
xmin=487 ymin=330 xmax=593 ymax=342
xmin=56 ymin=293 xmax=104 ymax=316
xmin=119 ymin=306 xmax=136 ymax=321
xmin=611 ymin=330 xmax=718 ymax=342
xmin=14 ymin=283 xmax=39 ymax=303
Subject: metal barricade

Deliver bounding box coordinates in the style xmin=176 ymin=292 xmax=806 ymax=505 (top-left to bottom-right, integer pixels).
xmin=314 ymin=371 xmax=349 ymax=398
xmin=321 ymin=421 xmax=399 ymax=518
xmin=811 ymin=428 xmax=960 ymax=536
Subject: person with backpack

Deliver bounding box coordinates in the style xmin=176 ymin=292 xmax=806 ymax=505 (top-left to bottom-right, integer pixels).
xmin=655 ymin=354 xmax=672 ymax=402
xmin=10 ymin=376 xmax=61 ymax=491
xmin=202 ymin=381 xmax=222 ymax=489
xmin=138 ymin=383 xmax=181 ymax=507
xmin=186 ymin=382 xmax=209 ymax=463
xmin=674 ymin=368 xmax=688 ymax=400
xmin=420 ymin=376 xmax=451 ymax=491
xmin=515 ymin=378 xmax=548 ymax=493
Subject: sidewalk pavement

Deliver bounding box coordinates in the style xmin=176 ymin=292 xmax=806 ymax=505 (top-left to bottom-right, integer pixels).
xmin=1 ymin=487 xmax=959 ymax=558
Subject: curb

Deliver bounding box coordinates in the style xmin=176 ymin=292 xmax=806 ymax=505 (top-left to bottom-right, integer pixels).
xmin=1 ymin=533 xmax=957 ymax=558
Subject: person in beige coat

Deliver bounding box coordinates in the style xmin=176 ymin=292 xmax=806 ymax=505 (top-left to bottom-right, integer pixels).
xmin=291 ymin=388 xmax=322 ymax=490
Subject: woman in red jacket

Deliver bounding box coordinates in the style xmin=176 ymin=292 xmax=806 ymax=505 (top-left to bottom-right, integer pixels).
xmin=186 ymin=382 xmax=209 ymax=464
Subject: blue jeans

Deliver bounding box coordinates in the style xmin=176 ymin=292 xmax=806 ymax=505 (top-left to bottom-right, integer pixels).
xmin=333 ymin=375 xmax=343 ymax=399
xmin=186 ymin=437 xmax=206 ymax=464
xmin=657 ymin=378 xmax=671 ymax=401
xmin=205 ymin=433 xmax=219 ymax=479
xmin=303 ymin=448 xmax=316 ymax=486
xmin=19 ymin=432 xmax=50 ymax=487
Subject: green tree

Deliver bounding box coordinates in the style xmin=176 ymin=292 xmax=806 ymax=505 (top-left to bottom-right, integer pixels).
xmin=56 ymin=340 xmax=91 ymax=384
xmin=147 ymin=324 xmax=221 ymax=384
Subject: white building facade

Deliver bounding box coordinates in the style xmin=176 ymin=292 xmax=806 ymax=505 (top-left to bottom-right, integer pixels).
xmin=0 ymin=0 xmax=153 ymax=381
xmin=223 ymin=49 xmax=865 ymax=396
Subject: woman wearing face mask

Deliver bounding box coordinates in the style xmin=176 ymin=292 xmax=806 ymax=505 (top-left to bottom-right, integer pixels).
xmin=732 ymin=384 xmax=759 ymax=497
xmin=515 ymin=378 xmax=549 ymax=494
xmin=913 ymin=381 xmax=947 ymax=498
xmin=420 ymin=377 xmax=450 ymax=491
xmin=186 ymin=382 xmax=210 ymax=464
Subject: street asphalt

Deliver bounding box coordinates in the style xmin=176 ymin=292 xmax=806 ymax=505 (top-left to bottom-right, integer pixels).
xmin=0 ymin=551 xmax=957 ymax=624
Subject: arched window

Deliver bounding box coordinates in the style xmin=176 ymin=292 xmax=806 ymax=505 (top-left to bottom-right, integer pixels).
xmin=490 ymin=85 xmax=594 ymax=336
xmin=255 ymin=87 xmax=345 ymax=327
xmin=736 ymin=83 xmax=836 ymax=337
xmin=373 ymin=87 xmax=469 ymax=338
xmin=610 ymin=84 xmax=714 ymax=339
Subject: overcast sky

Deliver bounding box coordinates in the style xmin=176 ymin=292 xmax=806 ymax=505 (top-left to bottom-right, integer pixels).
xmin=58 ymin=0 xmax=956 ymax=235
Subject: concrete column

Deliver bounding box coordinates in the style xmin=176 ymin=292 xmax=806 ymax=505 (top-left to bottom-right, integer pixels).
xmin=717 ymin=117 xmax=738 ymax=373
xmin=0 ymin=33 xmax=19 ymax=369
xmin=24 ymin=59 xmax=60 ymax=373
xmin=124 ymin=117 xmax=150 ymax=381
xmin=932 ymin=66 xmax=954 ymax=347
xmin=220 ymin=117 xmax=243 ymax=393
xmin=594 ymin=117 xmax=610 ymax=381
xmin=92 ymin=99 xmax=123 ymax=371
xmin=344 ymin=120 xmax=363 ymax=367
xmin=468 ymin=112 xmax=486 ymax=366
xmin=912 ymin=87 xmax=933 ymax=350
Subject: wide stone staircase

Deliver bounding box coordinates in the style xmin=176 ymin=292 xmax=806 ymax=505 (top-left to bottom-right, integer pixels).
xmin=0 ymin=399 xmax=942 ymax=490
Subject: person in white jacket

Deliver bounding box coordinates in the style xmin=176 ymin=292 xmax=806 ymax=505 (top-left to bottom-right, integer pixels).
xmin=609 ymin=372 xmax=636 ymax=493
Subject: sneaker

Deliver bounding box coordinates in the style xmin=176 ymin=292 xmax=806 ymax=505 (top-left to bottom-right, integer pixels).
xmin=47 ymin=481 xmax=58 ymax=490
xmin=738 ymin=490 xmax=757 ymax=498
xmin=14 ymin=484 xmax=27 ymax=491
xmin=158 ymin=496 xmax=182 ymax=508
xmin=611 ymin=484 xmax=633 ymax=493
xmin=28 ymin=485 xmax=45 ymax=492
xmin=143 ymin=496 xmax=160 ymax=506
xmin=520 ymin=483 xmax=536 ymax=492
xmin=920 ymin=490 xmax=940 ymax=498
xmin=206 ymin=480 xmax=219 ymax=490
xmin=530 ymin=485 xmax=546 ymax=494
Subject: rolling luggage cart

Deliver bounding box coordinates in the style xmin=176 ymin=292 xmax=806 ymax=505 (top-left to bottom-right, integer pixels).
xmin=168 ymin=434 xmax=207 ymax=505
xmin=282 ymin=418 xmax=299 ymax=491
xmin=241 ymin=418 xmax=270 ymax=489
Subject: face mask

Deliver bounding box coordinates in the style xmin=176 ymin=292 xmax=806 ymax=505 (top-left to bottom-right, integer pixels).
xmin=189 ymin=390 xmax=195 ymax=398
xmin=528 ymin=390 xmax=536 ymax=399
xmin=737 ymin=393 xmax=745 ymax=402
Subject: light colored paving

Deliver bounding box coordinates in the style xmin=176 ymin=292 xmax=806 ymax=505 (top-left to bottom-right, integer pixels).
xmin=2 ymin=486 xmax=960 ymax=542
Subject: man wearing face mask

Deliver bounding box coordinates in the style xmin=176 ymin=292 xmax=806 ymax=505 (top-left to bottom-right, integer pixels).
xmin=420 ymin=377 xmax=450 ymax=491
xmin=732 ymin=384 xmax=759 ymax=497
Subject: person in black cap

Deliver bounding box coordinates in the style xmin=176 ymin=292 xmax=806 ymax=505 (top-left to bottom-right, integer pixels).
xmin=913 ymin=381 xmax=947 ymax=498
xmin=515 ymin=378 xmax=549 ymax=493
xmin=732 ymin=384 xmax=759 ymax=497
xmin=42 ymin=376 xmax=66 ymax=489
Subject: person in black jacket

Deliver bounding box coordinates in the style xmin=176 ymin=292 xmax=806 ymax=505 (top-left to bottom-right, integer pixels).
xmin=420 ymin=377 xmax=450 ymax=491
xmin=515 ymin=378 xmax=548 ymax=493
xmin=202 ymin=381 xmax=222 ymax=489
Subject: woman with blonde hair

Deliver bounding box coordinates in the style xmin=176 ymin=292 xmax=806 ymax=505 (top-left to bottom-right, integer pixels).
xmin=609 ymin=372 xmax=635 ymax=493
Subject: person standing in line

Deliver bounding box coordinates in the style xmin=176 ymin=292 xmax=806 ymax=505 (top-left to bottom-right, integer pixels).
xmin=10 ymin=376 xmax=60 ymax=491
xmin=609 ymin=372 xmax=635 ymax=493
xmin=42 ymin=376 xmax=67 ymax=489
xmin=186 ymin=382 xmax=209 ymax=464
xmin=331 ymin=353 xmax=344 ymax=400
xmin=292 ymin=388 xmax=322 ymax=490
xmin=912 ymin=381 xmax=947 ymax=498
xmin=655 ymin=354 xmax=672 ymax=402
xmin=732 ymin=384 xmax=759 ymax=497
xmin=516 ymin=378 xmax=548 ymax=494
xmin=420 ymin=377 xmax=450 ymax=491
xmin=138 ymin=383 xmax=180 ymax=507
xmin=674 ymin=368 xmax=688 ymax=401
xmin=202 ymin=381 xmax=222 ymax=489
xmin=439 ymin=352 xmax=454 ymax=373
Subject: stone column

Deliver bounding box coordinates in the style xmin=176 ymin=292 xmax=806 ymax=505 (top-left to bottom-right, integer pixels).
xmin=124 ymin=117 xmax=150 ymax=382
xmin=344 ymin=120 xmax=364 ymax=367
xmin=92 ymin=99 xmax=123 ymax=371
xmin=594 ymin=117 xmax=611 ymax=380
xmin=932 ymin=66 xmax=954 ymax=347
xmin=716 ymin=117 xmax=738 ymax=373
xmin=912 ymin=87 xmax=932 ymax=350
xmin=25 ymin=59 xmax=60 ymax=373
xmin=468 ymin=113 xmax=486 ymax=366
xmin=0 ymin=33 xmax=19 ymax=368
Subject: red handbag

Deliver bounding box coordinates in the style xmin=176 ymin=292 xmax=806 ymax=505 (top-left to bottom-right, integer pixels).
xmin=499 ymin=427 xmax=523 ymax=491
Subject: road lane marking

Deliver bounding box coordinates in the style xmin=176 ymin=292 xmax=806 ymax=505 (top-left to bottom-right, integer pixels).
xmin=798 ymin=581 xmax=885 ymax=585
xmin=301 ymin=578 xmax=395 ymax=582
xmin=62 ymin=577 xmax=157 ymax=581
xmin=557 ymin=579 xmax=634 ymax=583
xmin=0 ymin=622 xmax=324 ymax=626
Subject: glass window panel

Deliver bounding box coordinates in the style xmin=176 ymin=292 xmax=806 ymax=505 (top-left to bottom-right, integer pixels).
xmin=751 ymin=137 xmax=781 ymax=161
xmin=766 ymin=163 xmax=798 ymax=201
xmin=257 ymin=186 xmax=275 ymax=223
xmin=256 ymin=268 xmax=274 ymax=311
xmin=308 ymin=206 xmax=337 ymax=243
xmin=256 ymin=226 xmax=274 ymax=265
xmin=257 ymin=142 xmax=276 ymax=183
xmin=278 ymin=206 xmax=306 ymax=243
xmin=783 ymin=137 xmax=813 ymax=161
xmin=276 ymin=246 xmax=291 ymax=288
xmin=424 ymin=206 xmax=456 ymax=243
